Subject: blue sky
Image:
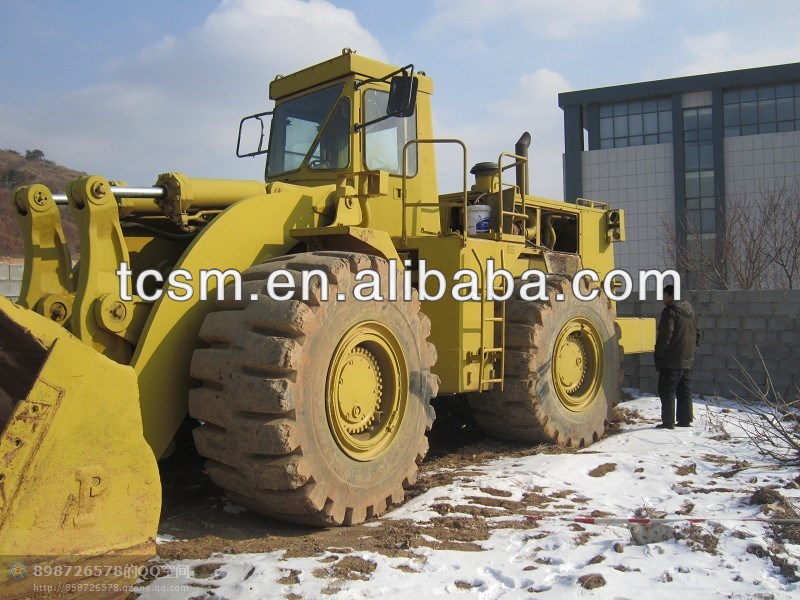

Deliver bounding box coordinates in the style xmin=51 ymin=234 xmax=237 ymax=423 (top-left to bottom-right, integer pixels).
xmin=2 ymin=0 xmax=800 ymax=199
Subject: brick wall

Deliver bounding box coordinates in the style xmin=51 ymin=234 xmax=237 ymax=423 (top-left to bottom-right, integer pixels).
xmin=619 ymin=290 xmax=800 ymax=399
xmin=0 ymin=264 xmax=22 ymax=302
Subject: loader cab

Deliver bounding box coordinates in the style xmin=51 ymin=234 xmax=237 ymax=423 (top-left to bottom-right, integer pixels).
xmin=237 ymin=51 xmax=440 ymax=237
xmin=262 ymin=80 xmax=416 ymax=178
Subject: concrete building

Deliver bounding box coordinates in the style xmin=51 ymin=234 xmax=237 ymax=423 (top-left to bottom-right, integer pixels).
xmin=559 ymin=63 xmax=800 ymax=288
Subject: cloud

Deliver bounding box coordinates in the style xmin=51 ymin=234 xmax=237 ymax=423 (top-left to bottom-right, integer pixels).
xmin=422 ymin=0 xmax=643 ymax=41
xmin=677 ymin=30 xmax=800 ymax=76
xmin=1 ymin=0 xmax=577 ymax=203
xmin=0 ymin=0 xmax=384 ymax=185
xmin=435 ymin=68 xmax=571 ymax=200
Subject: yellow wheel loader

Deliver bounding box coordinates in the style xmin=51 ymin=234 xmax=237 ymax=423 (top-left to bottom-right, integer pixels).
xmin=0 ymin=50 xmax=655 ymax=586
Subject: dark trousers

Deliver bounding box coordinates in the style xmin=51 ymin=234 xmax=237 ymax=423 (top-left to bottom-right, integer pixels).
xmin=658 ymin=369 xmax=693 ymax=426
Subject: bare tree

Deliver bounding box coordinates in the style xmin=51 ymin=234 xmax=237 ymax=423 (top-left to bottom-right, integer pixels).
xmin=661 ymin=194 xmax=769 ymax=290
xmin=727 ymin=353 xmax=800 ymax=464
xmin=661 ymin=212 xmax=725 ymax=289
xmin=661 ymin=181 xmax=800 ymax=290
xmin=757 ymin=183 xmax=800 ymax=289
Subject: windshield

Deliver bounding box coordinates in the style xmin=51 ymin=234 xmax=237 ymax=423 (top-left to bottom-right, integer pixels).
xmin=267 ymin=84 xmax=348 ymax=177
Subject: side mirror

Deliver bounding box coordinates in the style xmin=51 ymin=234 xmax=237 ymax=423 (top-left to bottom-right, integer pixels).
xmin=236 ymin=110 xmax=273 ymax=158
xmin=387 ymin=75 xmax=418 ymax=118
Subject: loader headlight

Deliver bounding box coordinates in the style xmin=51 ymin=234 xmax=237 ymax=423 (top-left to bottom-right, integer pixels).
xmin=606 ymin=209 xmax=625 ymax=243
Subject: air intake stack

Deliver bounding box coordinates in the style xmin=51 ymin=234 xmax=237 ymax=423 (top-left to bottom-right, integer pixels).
xmin=470 ymin=162 xmax=499 ymax=193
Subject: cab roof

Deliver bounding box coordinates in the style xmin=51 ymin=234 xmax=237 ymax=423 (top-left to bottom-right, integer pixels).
xmin=268 ymin=52 xmax=434 ymax=100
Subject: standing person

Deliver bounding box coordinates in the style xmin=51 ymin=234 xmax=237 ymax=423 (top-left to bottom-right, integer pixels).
xmin=654 ymin=285 xmax=700 ymax=429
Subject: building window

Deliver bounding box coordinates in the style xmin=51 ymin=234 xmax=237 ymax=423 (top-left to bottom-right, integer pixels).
xmin=723 ymin=82 xmax=800 ymax=136
xmin=683 ymin=107 xmax=715 ymax=234
xmin=598 ymin=97 xmax=672 ymax=149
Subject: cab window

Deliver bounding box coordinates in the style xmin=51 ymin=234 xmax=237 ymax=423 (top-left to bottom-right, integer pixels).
xmin=364 ymin=89 xmax=417 ymax=176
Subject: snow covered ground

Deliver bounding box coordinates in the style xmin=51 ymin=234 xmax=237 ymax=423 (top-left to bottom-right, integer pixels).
xmin=138 ymin=393 xmax=800 ymax=599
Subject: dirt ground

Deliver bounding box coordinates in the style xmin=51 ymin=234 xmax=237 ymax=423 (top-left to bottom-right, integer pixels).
xmin=135 ymin=398 xmax=800 ymax=598
xmin=155 ymin=398 xmax=580 ymax=566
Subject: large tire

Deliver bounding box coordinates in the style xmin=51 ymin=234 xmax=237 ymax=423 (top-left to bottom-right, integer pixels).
xmin=467 ymin=275 xmax=621 ymax=448
xmin=188 ymin=252 xmax=438 ymax=526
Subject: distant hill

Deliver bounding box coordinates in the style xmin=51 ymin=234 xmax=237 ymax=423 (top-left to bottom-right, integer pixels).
xmin=0 ymin=149 xmax=85 ymax=262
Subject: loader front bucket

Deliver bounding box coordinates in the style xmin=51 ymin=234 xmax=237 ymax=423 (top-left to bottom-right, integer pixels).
xmin=0 ymin=296 xmax=161 ymax=596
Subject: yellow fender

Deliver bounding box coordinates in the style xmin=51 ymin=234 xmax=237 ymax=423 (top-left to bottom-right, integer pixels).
xmin=132 ymin=185 xmax=320 ymax=457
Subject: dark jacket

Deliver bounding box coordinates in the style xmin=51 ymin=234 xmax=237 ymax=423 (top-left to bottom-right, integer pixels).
xmin=654 ymin=300 xmax=700 ymax=371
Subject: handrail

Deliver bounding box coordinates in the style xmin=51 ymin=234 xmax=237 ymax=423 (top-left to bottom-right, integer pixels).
xmin=576 ymin=197 xmax=610 ymax=210
xmin=497 ymin=151 xmax=529 ymax=237
xmin=402 ymin=139 xmax=468 ymax=244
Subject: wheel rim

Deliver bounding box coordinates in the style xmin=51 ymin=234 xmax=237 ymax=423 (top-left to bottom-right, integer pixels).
xmin=326 ymin=321 xmax=408 ymax=461
xmin=552 ymin=317 xmax=603 ymax=412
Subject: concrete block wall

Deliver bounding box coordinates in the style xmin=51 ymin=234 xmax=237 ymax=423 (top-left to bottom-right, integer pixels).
xmin=618 ymin=289 xmax=800 ymax=399
xmin=0 ymin=264 xmax=22 ymax=302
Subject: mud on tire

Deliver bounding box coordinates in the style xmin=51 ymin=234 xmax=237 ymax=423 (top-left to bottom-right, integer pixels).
xmin=467 ymin=275 xmax=622 ymax=448
xmin=189 ymin=252 xmax=438 ymax=526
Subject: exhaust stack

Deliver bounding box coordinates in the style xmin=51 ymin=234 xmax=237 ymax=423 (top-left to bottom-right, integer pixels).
xmin=515 ymin=132 xmax=531 ymax=195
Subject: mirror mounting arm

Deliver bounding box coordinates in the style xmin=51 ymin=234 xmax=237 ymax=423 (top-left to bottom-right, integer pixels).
xmin=354 ymin=113 xmax=391 ymax=133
